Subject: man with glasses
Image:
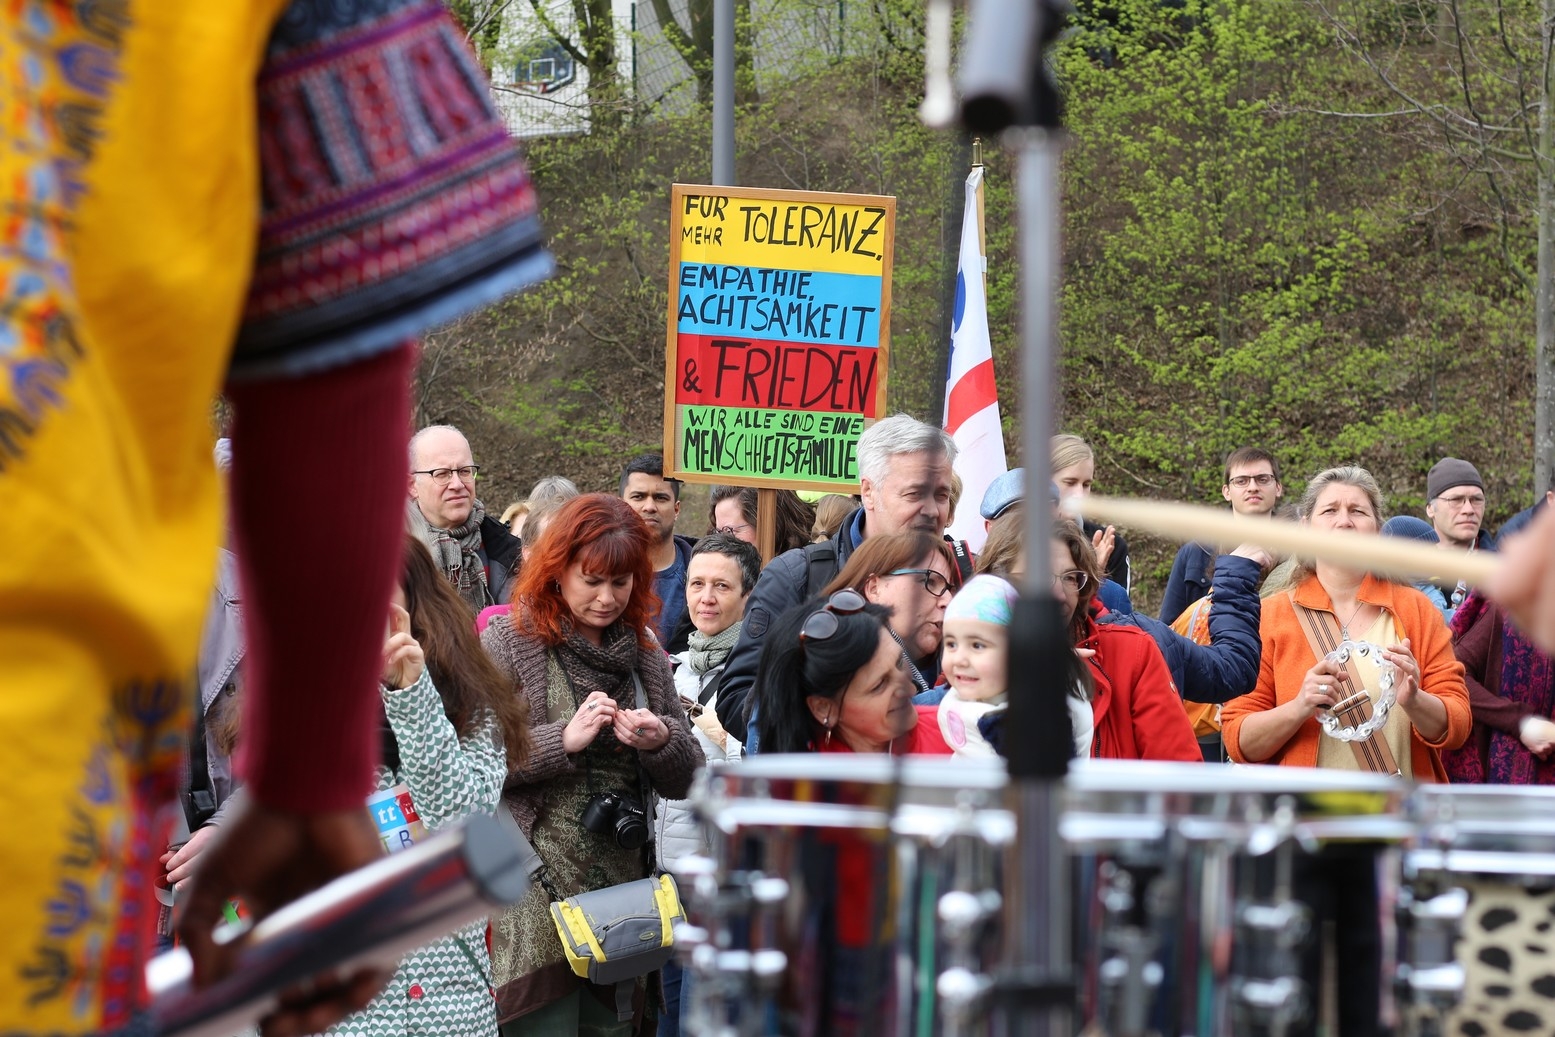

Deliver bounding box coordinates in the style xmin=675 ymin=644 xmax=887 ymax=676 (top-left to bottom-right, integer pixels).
xmin=1422 ymin=457 xmax=1495 ymax=620
xmin=408 ymin=425 xmax=521 ymax=611
xmin=1160 ymin=446 xmax=1284 ymax=623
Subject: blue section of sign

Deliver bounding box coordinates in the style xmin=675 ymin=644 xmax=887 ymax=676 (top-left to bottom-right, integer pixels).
xmin=677 ymin=263 xmax=882 ymax=347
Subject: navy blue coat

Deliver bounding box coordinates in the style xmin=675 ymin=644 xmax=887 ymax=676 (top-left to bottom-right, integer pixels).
xmin=1099 ymin=553 xmax=1262 ymax=705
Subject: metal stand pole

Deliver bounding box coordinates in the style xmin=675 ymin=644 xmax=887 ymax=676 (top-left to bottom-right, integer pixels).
xmin=954 ymin=1 xmax=1073 ymax=1031
xmin=712 ymin=0 xmax=735 ymax=186
xmin=998 ymin=125 xmax=1073 ymax=1037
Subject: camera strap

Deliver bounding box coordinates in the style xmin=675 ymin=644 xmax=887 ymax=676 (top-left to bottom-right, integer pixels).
xmin=628 ymin=669 xmax=663 ymax=877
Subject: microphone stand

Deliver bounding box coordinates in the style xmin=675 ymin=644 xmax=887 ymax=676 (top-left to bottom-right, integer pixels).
xmin=956 ymin=4 xmax=1073 ymax=1036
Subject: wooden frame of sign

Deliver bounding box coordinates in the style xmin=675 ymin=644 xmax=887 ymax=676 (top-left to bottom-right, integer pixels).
xmin=663 ymin=184 xmax=896 ymax=497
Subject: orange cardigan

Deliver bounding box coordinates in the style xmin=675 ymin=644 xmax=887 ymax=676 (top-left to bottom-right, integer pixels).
xmin=1220 ymin=573 xmax=1471 ymax=782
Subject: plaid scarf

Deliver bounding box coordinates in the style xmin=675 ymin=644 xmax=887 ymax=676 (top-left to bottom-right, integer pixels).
xmin=408 ymin=499 xmax=492 ymax=610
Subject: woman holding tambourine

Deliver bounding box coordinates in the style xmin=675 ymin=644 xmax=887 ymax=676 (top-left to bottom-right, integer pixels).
xmin=1219 ymin=465 xmax=1470 ymax=1037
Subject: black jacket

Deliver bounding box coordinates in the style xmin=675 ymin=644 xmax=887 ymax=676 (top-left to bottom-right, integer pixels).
xmin=712 ymin=509 xmax=865 ymax=739
xmin=479 ymin=515 xmax=521 ymax=606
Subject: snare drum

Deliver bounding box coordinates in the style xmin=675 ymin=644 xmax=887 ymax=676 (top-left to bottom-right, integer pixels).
xmin=1065 ymin=759 xmax=1409 ymax=1037
xmin=1399 ymin=784 xmax=1555 ymax=1037
xmin=680 ymin=754 xmax=1011 ymax=1037
xmin=679 ymin=755 xmax=1408 ymax=1037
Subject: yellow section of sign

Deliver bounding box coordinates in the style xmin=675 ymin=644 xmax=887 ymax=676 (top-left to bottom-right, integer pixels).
xmin=676 ymin=190 xmax=890 ymax=277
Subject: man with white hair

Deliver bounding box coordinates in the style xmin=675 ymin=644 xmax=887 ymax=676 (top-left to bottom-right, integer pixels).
xmin=712 ymin=414 xmax=958 ymax=745
xmin=408 ymin=425 xmax=521 ymax=610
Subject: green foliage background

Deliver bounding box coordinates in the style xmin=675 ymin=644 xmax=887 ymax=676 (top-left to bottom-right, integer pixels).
xmin=428 ymin=0 xmax=1539 ymax=611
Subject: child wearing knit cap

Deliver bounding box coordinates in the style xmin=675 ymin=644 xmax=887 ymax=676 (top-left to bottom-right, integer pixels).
xmin=938 ymin=574 xmax=1019 ymax=757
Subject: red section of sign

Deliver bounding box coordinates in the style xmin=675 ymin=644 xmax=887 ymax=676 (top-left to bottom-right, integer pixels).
xmin=396 ymin=790 xmax=420 ymax=823
xmin=673 ymin=334 xmax=880 ymax=416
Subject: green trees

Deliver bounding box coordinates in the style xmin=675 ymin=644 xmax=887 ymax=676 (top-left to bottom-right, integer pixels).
xmin=424 ymin=0 xmax=1541 ymax=605
xmin=1052 ymin=0 xmax=1533 ymax=544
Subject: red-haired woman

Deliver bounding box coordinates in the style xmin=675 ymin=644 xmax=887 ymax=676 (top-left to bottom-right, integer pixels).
xmin=482 ymin=493 xmax=699 ymax=1036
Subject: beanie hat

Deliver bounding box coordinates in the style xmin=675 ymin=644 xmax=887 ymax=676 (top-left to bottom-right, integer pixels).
xmin=1427 ymin=457 xmax=1483 ymax=501
xmin=945 ymin=574 xmax=1019 ymax=627
xmin=1381 ymin=515 xmax=1437 ymax=543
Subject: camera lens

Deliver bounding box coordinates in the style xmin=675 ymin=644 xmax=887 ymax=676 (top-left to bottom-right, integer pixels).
xmin=615 ymin=810 xmax=649 ymax=850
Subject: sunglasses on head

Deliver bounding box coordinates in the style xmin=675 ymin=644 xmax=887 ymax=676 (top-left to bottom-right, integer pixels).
xmin=800 ymin=589 xmax=868 ymax=644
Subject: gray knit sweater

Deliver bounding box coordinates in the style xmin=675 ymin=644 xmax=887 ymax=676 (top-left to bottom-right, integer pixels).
xmin=480 ymin=613 xmax=699 ymax=839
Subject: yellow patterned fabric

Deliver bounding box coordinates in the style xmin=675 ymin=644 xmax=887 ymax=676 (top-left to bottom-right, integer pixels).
xmin=2 ymin=3 xmax=288 ymax=1033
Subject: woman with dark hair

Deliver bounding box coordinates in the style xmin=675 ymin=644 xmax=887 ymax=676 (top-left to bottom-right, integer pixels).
xmin=482 ymin=493 xmax=699 ymax=1036
xmin=323 ymin=536 xmax=531 ymax=1036
xmin=822 ymin=531 xmax=958 ymax=698
xmin=1053 ymin=519 xmax=1200 ymax=762
xmin=708 ymin=485 xmax=816 ymax=554
xmin=754 ymin=592 xmax=951 ymax=755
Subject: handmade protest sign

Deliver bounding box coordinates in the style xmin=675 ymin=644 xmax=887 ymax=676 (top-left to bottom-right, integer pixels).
xmin=664 ymin=185 xmax=895 ymax=491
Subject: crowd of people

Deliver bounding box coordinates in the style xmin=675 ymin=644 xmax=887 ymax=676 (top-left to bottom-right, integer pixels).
xmin=18 ymin=5 xmax=1555 ymax=1037
xmin=152 ymin=409 xmax=1555 ymax=1036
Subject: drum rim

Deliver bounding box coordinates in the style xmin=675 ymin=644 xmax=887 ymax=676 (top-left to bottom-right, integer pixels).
xmin=709 ymin=755 xmax=1406 ymax=796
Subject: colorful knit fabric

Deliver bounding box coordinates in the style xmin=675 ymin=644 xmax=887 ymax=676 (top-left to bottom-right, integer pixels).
xmin=232 ymin=0 xmax=553 ymax=378
xmin=1443 ymin=591 xmax=1555 ymax=784
xmin=1 ymin=3 xmax=550 ymax=1033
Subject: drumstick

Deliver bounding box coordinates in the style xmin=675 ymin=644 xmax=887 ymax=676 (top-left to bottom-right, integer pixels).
xmin=1067 ymin=495 xmax=1501 ymax=587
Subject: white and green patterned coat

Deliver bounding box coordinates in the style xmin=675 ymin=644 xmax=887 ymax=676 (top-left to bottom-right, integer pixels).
xmin=322 ymin=670 xmax=505 ymax=1037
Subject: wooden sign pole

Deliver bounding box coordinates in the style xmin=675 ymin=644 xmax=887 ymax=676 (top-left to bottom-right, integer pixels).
xmin=756 ymin=487 xmax=778 ymax=565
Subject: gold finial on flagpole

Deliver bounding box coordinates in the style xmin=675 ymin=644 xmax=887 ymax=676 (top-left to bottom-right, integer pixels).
xmin=972 ymin=136 xmax=984 ymax=168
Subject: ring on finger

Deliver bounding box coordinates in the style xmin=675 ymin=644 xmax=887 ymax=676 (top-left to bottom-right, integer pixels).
xmin=1318 ymin=683 xmax=1330 ymax=694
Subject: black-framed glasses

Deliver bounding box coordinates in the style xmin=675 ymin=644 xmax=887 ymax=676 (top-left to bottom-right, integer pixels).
xmin=1228 ymin=474 xmax=1276 ymax=488
xmin=800 ymin=589 xmax=868 ymax=644
xmin=886 ymin=568 xmax=952 ymax=598
xmin=1053 ymin=569 xmax=1089 ymax=593
xmin=717 ymin=523 xmax=754 ymax=535
xmin=412 ymin=465 xmax=480 ymax=484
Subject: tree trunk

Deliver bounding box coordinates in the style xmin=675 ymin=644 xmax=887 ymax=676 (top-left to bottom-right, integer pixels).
xmin=574 ymin=0 xmax=623 ymax=130
xmin=1538 ymin=0 xmax=1555 ymax=497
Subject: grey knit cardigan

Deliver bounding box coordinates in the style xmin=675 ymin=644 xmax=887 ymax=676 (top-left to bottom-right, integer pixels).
xmin=480 ymin=613 xmax=699 ymax=839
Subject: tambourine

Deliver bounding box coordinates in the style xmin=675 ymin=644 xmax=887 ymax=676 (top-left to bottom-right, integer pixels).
xmin=1316 ymin=640 xmax=1396 ymax=743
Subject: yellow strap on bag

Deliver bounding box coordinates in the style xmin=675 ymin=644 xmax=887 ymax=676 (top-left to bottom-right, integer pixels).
xmin=550 ymin=899 xmax=608 ymax=978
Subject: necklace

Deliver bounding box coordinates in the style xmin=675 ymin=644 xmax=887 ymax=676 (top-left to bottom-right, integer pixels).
xmin=1337 ymin=601 xmax=1367 ymax=640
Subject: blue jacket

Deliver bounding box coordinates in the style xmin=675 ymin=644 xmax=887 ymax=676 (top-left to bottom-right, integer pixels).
xmin=1098 ymin=553 xmax=1262 ymax=704
xmin=1498 ymin=497 xmax=1547 ymax=545
xmin=1159 ymin=541 xmax=1213 ymax=624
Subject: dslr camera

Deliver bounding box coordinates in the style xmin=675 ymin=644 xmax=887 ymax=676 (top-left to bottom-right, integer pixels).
xmin=580 ymin=789 xmax=649 ymax=850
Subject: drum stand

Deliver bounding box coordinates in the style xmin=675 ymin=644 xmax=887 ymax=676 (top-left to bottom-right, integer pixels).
xmin=1230 ymin=803 xmax=1314 ymax=1037
xmin=957 ymin=3 xmax=1076 ymax=1035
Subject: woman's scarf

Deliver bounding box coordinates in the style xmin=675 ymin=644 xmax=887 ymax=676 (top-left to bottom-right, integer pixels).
xmin=407 ymin=499 xmax=492 ymax=610
xmin=686 ymin=621 xmax=742 ymax=676
xmin=1448 ymin=593 xmax=1555 ymax=784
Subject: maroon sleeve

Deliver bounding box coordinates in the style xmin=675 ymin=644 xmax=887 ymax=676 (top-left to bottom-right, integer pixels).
xmin=230 ymin=344 xmax=416 ymax=811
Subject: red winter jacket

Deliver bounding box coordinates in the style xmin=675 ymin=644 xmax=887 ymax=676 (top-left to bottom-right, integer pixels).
xmin=1078 ymin=603 xmax=1202 ymax=762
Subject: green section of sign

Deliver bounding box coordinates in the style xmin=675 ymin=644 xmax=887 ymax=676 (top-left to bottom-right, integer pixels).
xmin=678 ymin=405 xmax=863 ymax=483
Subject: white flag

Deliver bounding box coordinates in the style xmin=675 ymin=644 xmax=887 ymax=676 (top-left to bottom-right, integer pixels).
xmin=944 ymin=166 xmax=1006 ymax=553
